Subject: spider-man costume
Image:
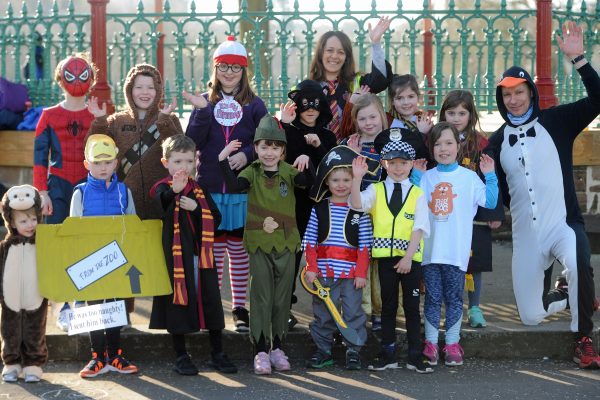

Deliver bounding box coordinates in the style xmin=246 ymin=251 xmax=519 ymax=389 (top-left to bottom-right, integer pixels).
xmin=33 ymin=57 xmax=95 ymax=223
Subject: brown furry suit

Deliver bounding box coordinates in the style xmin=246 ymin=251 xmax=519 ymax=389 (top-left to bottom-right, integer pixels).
xmin=0 ymin=236 xmax=48 ymax=367
xmin=0 ymin=186 xmax=47 ymax=378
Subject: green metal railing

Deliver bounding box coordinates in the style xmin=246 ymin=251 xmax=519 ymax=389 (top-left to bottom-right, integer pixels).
xmin=1 ymin=0 xmax=599 ymax=115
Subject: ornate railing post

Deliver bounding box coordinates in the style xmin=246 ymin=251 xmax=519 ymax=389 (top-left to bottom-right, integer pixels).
xmin=88 ymin=0 xmax=114 ymax=114
xmin=536 ymin=0 xmax=557 ymax=108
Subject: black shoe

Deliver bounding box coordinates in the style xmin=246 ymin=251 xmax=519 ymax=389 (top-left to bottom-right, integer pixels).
xmin=406 ymin=356 xmax=434 ymax=374
xmin=368 ymin=351 xmax=399 ymax=371
xmin=209 ymin=352 xmax=238 ymax=374
xmin=288 ymin=313 xmax=298 ymax=330
xmin=345 ymin=350 xmax=361 ymax=370
xmin=306 ymin=350 xmax=334 ymax=369
xmin=232 ymin=307 xmax=249 ymax=333
xmin=173 ymin=354 xmax=199 ymax=376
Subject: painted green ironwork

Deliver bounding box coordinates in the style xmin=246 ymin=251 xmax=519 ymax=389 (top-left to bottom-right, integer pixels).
xmin=1 ymin=0 xmax=599 ymax=115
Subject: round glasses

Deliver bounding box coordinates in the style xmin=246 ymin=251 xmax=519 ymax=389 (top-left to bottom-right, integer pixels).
xmin=216 ymin=64 xmax=243 ymax=73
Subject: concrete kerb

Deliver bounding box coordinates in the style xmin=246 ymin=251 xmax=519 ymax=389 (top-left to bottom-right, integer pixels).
xmin=45 ymin=323 xmax=600 ymax=363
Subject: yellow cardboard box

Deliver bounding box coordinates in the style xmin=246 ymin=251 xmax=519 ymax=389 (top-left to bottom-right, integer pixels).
xmin=37 ymin=215 xmax=172 ymax=301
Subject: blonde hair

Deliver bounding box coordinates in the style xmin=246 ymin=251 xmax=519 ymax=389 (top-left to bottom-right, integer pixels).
xmin=350 ymin=94 xmax=388 ymax=135
xmin=161 ymin=134 xmax=196 ymax=159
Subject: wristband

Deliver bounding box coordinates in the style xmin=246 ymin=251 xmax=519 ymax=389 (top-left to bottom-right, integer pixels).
xmin=571 ymin=54 xmax=585 ymax=65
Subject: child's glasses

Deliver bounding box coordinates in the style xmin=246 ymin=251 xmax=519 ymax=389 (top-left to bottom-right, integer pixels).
xmin=216 ymin=64 xmax=243 ymax=73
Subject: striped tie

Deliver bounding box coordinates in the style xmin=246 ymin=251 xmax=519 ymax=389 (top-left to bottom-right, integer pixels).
xmin=327 ymin=80 xmax=341 ymax=141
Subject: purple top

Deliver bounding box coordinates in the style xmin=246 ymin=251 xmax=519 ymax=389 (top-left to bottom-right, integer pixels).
xmin=185 ymin=94 xmax=268 ymax=193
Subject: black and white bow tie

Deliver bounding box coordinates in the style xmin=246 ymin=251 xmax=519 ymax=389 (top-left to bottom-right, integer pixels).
xmin=509 ymin=127 xmax=536 ymax=146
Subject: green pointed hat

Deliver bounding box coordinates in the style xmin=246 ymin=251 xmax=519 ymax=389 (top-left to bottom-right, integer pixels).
xmin=254 ymin=115 xmax=287 ymax=144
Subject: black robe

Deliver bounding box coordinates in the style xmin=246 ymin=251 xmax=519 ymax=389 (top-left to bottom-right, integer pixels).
xmin=149 ymin=181 xmax=225 ymax=334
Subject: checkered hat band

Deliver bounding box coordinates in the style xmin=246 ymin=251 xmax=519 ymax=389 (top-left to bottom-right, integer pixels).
xmin=372 ymin=237 xmax=421 ymax=252
xmin=381 ymin=140 xmax=416 ymax=159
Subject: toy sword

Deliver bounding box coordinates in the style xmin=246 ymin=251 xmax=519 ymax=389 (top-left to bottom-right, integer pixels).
xmin=300 ymin=269 xmax=364 ymax=346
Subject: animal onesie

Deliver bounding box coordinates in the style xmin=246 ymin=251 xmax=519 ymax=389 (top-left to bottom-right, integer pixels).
xmin=486 ymin=64 xmax=600 ymax=334
xmin=0 ymin=186 xmax=47 ymax=380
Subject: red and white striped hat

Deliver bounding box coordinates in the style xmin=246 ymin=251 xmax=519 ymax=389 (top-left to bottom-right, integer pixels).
xmin=213 ymin=35 xmax=248 ymax=67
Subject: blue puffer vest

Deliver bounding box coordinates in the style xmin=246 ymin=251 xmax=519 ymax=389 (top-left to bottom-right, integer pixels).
xmin=75 ymin=172 xmax=128 ymax=216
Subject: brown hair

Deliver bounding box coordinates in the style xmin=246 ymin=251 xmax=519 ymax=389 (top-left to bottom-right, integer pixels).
xmin=428 ymin=121 xmax=461 ymax=159
xmin=387 ymin=74 xmax=420 ymax=117
xmin=54 ymin=52 xmax=98 ymax=90
xmin=439 ymin=90 xmax=485 ymax=164
xmin=309 ymin=31 xmax=356 ymax=85
xmin=254 ymin=139 xmax=286 ymax=159
xmin=207 ymin=66 xmax=256 ymax=106
xmin=161 ymin=134 xmax=196 ymax=159
xmin=350 ymin=94 xmax=388 ymax=135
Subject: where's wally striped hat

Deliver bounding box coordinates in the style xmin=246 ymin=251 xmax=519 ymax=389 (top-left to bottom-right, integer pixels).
xmin=213 ymin=35 xmax=248 ymax=67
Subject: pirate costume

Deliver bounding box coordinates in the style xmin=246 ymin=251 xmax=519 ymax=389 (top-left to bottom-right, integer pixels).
xmin=303 ymin=145 xmax=374 ymax=369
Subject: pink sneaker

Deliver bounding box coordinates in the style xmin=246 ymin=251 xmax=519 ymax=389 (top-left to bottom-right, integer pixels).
xmin=269 ymin=348 xmax=291 ymax=371
xmin=443 ymin=343 xmax=464 ymax=366
xmin=254 ymin=352 xmax=272 ymax=375
xmin=423 ymin=340 xmax=439 ymax=366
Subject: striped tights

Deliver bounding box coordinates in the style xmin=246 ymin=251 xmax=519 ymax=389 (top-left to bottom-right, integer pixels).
xmin=214 ymin=235 xmax=249 ymax=309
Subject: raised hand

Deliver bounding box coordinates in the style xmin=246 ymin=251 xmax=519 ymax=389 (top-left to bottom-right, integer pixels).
xmin=182 ymin=90 xmax=208 ymax=109
xmin=351 ymin=156 xmax=368 ymax=180
xmin=87 ymin=96 xmax=107 ymax=118
xmin=346 ymin=133 xmax=361 ymax=152
xmin=349 ymin=85 xmax=371 ymax=104
xmin=416 ymin=114 xmax=433 ymax=135
xmin=413 ymin=158 xmax=427 ymax=172
xmin=218 ymin=139 xmax=242 ymax=162
xmin=279 ymin=102 xmax=297 ymax=124
xmin=160 ymin=96 xmax=177 ymax=115
xmin=556 ymin=21 xmax=584 ymax=60
xmin=171 ymin=170 xmax=188 ymax=193
xmin=368 ymin=16 xmax=391 ymax=44
xmin=479 ymin=153 xmax=495 ymax=174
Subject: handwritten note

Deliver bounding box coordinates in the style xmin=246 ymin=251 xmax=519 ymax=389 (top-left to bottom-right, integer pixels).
xmin=67 ymin=300 xmax=128 ymax=335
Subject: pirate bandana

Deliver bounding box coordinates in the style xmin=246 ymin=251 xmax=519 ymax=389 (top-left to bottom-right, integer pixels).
xmin=61 ymin=57 xmax=93 ymax=97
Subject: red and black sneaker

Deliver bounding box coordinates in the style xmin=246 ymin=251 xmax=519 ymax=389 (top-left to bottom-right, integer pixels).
xmin=79 ymin=352 xmax=108 ymax=378
xmin=574 ymin=337 xmax=600 ymax=369
xmin=107 ymin=349 xmax=138 ymax=374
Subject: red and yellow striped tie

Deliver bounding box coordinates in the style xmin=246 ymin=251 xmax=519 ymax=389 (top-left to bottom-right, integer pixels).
xmin=327 ymin=80 xmax=341 ymax=141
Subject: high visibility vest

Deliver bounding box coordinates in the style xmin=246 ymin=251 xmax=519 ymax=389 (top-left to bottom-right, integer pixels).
xmin=370 ymin=182 xmax=424 ymax=261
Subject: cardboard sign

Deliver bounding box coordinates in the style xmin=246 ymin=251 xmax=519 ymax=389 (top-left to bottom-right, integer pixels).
xmin=213 ymin=98 xmax=243 ymax=126
xmin=36 ymin=215 xmax=173 ymax=301
xmin=67 ymin=300 xmax=128 ymax=336
xmin=67 ymin=241 xmax=128 ymax=290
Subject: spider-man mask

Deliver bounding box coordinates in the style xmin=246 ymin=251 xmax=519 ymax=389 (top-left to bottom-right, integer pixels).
xmin=61 ymin=57 xmax=93 ymax=97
